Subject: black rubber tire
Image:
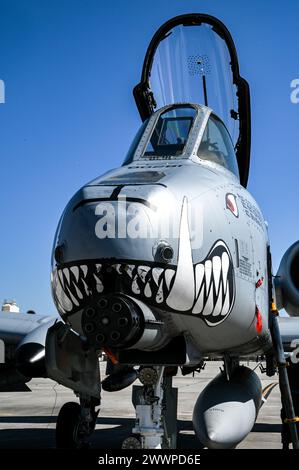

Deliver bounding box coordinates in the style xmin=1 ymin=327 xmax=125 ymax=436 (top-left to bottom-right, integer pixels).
xmin=56 ymin=402 xmax=81 ymax=449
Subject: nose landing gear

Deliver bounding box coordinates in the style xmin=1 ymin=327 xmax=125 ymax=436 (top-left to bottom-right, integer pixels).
xmin=56 ymin=396 xmax=99 ymax=449
xmin=122 ymin=366 xmax=178 ymax=449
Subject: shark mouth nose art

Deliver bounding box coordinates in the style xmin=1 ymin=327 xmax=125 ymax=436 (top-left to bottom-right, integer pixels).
xmin=52 ymin=199 xmax=235 ymax=327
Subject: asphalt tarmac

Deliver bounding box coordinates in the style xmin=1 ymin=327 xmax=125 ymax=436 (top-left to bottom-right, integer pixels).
xmin=0 ymin=361 xmax=282 ymax=449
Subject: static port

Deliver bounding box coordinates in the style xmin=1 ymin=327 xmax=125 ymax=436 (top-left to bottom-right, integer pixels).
xmin=84 ymin=322 xmax=95 ymax=333
xmin=118 ymin=317 xmax=128 ymax=327
xmin=98 ymin=298 xmax=108 ymax=309
xmin=110 ymin=331 xmax=121 ymax=341
xmin=85 ymin=307 xmax=95 ymax=318
xmin=101 ymin=316 xmax=110 ymax=326
xmin=112 ymin=302 xmax=122 ymax=313
xmin=96 ymin=333 xmax=105 ymax=344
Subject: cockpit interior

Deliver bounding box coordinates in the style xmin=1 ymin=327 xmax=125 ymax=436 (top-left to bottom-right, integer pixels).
xmin=124 ymin=103 xmax=239 ymax=179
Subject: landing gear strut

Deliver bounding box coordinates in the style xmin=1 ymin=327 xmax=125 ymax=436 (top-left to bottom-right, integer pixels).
xmin=122 ymin=366 xmax=178 ymax=449
xmin=271 ymin=308 xmax=299 ymax=449
xmin=56 ymin=396 xmax=99 ymax=448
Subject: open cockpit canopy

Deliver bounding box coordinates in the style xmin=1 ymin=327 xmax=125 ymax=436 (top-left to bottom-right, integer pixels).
xmin=133 ymin=14 xmax=250 ymax=186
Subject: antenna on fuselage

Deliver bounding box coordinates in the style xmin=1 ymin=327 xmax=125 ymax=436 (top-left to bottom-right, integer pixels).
xmin=187 ymin=54 xmax=211 ymax=107
xmin=197 ymin=60 xmax=208 ymax=106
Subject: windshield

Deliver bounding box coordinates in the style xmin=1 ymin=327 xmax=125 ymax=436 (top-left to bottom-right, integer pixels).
xmin=197 ymin=114 xmax=239 ymax=177
xmin=143 ymin=106 xmax=196 ymax=157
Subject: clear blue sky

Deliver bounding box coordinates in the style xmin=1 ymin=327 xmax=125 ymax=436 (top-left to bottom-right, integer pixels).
xmin=0 ymin=0 xmax=298 ymax=314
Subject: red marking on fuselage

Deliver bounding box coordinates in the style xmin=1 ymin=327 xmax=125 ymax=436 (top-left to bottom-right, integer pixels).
xmin=255 ymin=306 xmax=263 ymax=334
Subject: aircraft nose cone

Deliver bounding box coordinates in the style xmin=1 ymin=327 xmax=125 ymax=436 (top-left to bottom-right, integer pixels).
xmin=52 ymin=187 xmax=166 ymax=265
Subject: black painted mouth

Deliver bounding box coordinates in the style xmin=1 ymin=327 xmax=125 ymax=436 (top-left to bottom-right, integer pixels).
xmin=52 ymin=240 xmax=235 ymax=327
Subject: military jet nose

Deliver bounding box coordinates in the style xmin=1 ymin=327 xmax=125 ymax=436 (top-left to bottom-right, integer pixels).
xmin=52 ymin=182 xmax=178 ymax=266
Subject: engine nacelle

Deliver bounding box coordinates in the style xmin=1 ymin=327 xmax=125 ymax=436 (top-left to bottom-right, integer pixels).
xmin=15 ymin=319 xmax=54 ymax=378
xmin=275 ymin=241 xmax=299 ymax=316
xmin=192 ymin=366 xmax=262 ymax=449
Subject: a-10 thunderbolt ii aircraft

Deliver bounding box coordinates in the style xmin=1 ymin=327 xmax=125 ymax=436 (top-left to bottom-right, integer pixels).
xmin=46 ymin=14 xmax=299 ymax=449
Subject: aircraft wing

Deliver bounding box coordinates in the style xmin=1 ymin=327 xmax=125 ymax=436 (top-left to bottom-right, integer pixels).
xmin=278 ymin=316 xmax=299 ymax=353
xmin=0 ymin=312 xmax=56 ymax=344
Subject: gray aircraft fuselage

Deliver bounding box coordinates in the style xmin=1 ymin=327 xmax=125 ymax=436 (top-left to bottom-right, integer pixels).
xmin=51 ymin=103 xmax=271 ymax=359
xmin=47 ymin=13 xmax=299 ymax=451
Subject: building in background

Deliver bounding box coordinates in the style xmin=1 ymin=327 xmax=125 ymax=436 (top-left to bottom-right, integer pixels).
xmin=1 ymin=300 xmax=20 ymax=313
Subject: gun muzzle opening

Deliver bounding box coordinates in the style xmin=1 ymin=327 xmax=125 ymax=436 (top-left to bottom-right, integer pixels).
xmin=81 ymin=294 xmax=144 ymax=349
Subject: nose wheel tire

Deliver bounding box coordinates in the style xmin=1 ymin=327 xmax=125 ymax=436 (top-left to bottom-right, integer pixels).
xmin=56 ymin=402 xmax=81 ymax=449
xmin=122 ymin=435 xmax=142 ymax=449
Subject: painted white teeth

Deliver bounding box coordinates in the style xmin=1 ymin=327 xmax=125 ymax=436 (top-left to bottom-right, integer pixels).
xmin=81 ymin=278 xmax=90 ymax=296
xmin=138 ymin=266 xmax=150 ymax=282
xmin=212 ymin=288 xmax=223 ymax=316
xmin=56 ymin=274 xmax=73 ymax=312
xmin=65 ymin=285 xmax=79 ymax=307
xmin=111 ymin=263 xmax=122 ymax=274
xmin=192 ymin=286 xmax=204 ymax=314
xmin=95 ymin=263 xmax=102 ymax=273
xmin=221 ymin=285 xmax=230 ymax=316
xmin=202 ymin=288 xmax=214 ymax=316
xmin=125 ymin=264 xmax=135 ymax=278
xmin=144 ymin=281 xmax=152 ymax=298
xmin=53 ymin=234 xmax=233 ymax=328
xmin=93 ymin=274 xmax=104 ymax=293
xmin=204 ymin=260 xmax=212 ymax=295
xmin=152 ymin=267 xmax=164 ymax=286
xmin=164 ymin=269 xmax=175 ymax=290
xmin=70 ymin=266 xmax=79 ymax=282
xmin=73 ymin=282 xmax=83 ymax=300
xmin=191 ymin=248 xmax=233 ymax=319
xmin=132 ymin=275 xmax=140 ymax=294
xmin=212 ymin=256 xmax=221 ymax=294
xmin=114 ymin=263 xmax=122 ymax=274
xmin=81 ymin=265 xmax=88 ymax=278
xmin=63 ymin=268 xmax=70 ymax=285
xmin=195 ymin=264 xmax=205 ymax=298
xmin=156 ymin=279 xmax=164 ymax=303
xmin=52 ymin=271 xmax=67 ymax=313
xmin=221 ymin=252 xmax=229 ymax=294
xmin=58 ymin=270 xmax=65 ymax=287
